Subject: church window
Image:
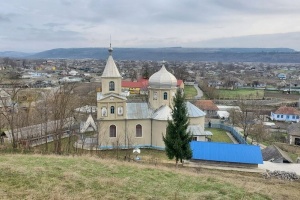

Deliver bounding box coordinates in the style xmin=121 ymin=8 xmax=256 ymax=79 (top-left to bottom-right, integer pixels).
xmin=110 ymin=106 xmax=115 ymax=114
xmin=163 ymin=92 xmax=168 ymax=100
xmin=109 ymin=125 xmax=116 ymax=137
xmin=136 ymin=124 xmax=142 ymax=137
xmin=109 ymin=81 xmax=115 ymax=91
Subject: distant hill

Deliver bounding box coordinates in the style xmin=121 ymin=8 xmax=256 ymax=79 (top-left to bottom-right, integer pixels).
xmin=1 ymin=48 xmax=300 ymax=63
xmin=0 ymin=51 xmax=34 ymax=58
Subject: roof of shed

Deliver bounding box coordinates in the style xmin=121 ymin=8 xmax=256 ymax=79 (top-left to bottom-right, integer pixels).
xmin=191 ymin=141 xmax=263 ymax=164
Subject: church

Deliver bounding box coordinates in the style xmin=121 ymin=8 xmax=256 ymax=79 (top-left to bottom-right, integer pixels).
xmin=97 ymin=47 xmax=209 ymax=149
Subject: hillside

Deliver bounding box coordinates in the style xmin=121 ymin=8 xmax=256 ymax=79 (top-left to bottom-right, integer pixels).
xmin=0 ymin=154 xmax=299 ymax=199
xmin=1 ymin=47 xmax=300 ymax=63
xmin=27 ymin=47 xmax=300 ymax=63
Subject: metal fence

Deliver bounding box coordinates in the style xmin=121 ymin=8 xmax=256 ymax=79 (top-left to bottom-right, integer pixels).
xmin=205 ymin=123 xmax=247 ymax=144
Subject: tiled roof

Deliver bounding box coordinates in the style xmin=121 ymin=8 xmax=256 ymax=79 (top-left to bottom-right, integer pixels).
xmin=274 ymin=106 xmax=300 ymax=115
xmin=121 ymin=79 xmax=183 ymax=89
xmin=194 ymin=100 xmax=219 ymax=111
xmin=122 ymin=80 xmax=148 ymax=88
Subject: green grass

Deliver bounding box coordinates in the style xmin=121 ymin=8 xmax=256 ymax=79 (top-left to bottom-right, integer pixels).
xmin=208 ymin=128 xmax=233 ymax=143
xmin=184 ymin=85 xmax=197 ymax=99
xmin=0 ymin=154 xmax=276 ymax=199
xmin=218 ymin=89 xmax=264 ymax=99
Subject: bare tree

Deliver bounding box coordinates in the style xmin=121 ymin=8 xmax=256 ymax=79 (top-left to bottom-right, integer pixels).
xmin=48 ymin=83 xmax=79 ymax=154
xmin=0 ymin=81 xmax=23 ymax=149
xmin=232 ymin=101 xmax=260 ymax=142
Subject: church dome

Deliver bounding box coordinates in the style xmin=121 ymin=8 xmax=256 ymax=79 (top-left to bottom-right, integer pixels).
xmin=149 ymin=65 xmax=177 ymax=89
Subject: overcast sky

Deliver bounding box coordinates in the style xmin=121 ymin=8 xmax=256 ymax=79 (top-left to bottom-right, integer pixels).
xmin=1 ymin=0 xmax=300 ymax=52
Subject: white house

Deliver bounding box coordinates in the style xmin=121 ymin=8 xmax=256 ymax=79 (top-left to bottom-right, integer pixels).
xmin=270 ymin=106 xmax=300 ymax=122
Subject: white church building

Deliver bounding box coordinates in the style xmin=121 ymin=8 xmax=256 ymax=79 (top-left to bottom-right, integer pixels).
xmin=96 ymin=47 xmax=210 ymax=149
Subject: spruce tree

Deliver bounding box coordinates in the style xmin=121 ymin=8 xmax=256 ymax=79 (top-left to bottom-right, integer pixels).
xmin=163 ymin=88 xmax=193 ymax=167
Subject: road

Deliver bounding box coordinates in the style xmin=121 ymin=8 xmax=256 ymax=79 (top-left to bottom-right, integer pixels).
xmin=193 ymin=84 xmax=203 ymax=99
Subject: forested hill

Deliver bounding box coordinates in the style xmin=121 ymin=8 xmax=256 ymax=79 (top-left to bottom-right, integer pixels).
xmin=2 ymin=47 xmax=300 ymax=63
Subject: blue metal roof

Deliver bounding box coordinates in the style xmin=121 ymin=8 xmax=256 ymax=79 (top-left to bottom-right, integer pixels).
xmin=191 ymin=141 xmax=263 ymax=164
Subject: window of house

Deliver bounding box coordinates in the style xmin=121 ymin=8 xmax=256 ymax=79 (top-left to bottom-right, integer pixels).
xmin=192 ymin=137 xmax=197 ymax=141
xmin=136 ymin=124 xmax=142 ymax=137
xmin=287 ymin=115 xmax=290 ymax=119
xmin=297 ymin=116 xmax=299 ymax=119
xmin=110 ymin=106 xmax=115 ymax=114
xmin=281 ymin=115 xmax=283 ymax=118
xmin=277 ymin=114 xmax=279 ymax=118
xmin=292 ymin=115 xmax=295 ymax=119
xmin=109 ymin=125 xmax=116 ymax=137
xmin=163 ymin=92 xmax=167 ymax=100
xmin=109 ymin=81 xmax=115 ymax=91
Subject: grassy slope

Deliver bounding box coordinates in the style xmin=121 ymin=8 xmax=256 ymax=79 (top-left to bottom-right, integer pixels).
xmin=0 ymin=154 xmax=289 ymax=200
xmin=184 ymin=85 xmax=197 ymax=99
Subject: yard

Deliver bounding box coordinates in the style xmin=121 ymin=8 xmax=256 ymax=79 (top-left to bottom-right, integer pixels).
xmin=217 ymin=89 xmax=264 ymax=99
xmin=207 ymin=128 xmax=233 ymax=143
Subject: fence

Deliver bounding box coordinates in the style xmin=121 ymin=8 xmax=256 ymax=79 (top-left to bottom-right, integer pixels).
xmin=205 ymin=123 xmax=247 ymax=144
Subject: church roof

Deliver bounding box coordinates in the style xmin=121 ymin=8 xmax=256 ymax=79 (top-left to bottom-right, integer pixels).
xmin=186 ymin=102 xmax=206 ymax=117
xmin=187 ymin=125 xmax=211 ymax=136
xmin=126 ymin=103 xmax=153 ymax=119
xmin=149 ymin=65 xmax=177 ymax=89
xmin=152 ymin=105 xmax=172 ymax=120
xmin=97 ymin=92 xmax=127 ymax=101
xmin=101 ymin=48 xmax=121 ymax=78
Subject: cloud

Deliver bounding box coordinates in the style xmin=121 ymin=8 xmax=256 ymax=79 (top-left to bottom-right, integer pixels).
xmin=0 ymin=14 xmax=12 ymax=22
xmin=1 ymin=0 xmax=300 ymax=51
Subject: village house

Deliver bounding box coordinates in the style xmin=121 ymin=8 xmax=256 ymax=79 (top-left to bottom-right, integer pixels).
xmin=270 ymin=106 xmax=300 ymax=122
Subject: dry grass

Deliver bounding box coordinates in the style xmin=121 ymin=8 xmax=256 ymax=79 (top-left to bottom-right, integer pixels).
xmin=0 ymin=154 xmax=299 ymax=199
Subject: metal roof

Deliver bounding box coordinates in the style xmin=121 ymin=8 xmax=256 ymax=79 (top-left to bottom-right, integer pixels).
xmin=191 ymin=141 xmax=263 ymax=164
xmin=186 ymin=102 xmax=206 ymax=117
xmin=187 ymin=125 xmax=210 ymax=136
xmin=101 ymin=55 xmax=121 ymax=78
xmin=126 ymin=103 xmax=153 ymax=119
xmin=149 ymin=65 xmax=177 ymax=89
xmin=151 ymin=105 xmax=172 ymax=120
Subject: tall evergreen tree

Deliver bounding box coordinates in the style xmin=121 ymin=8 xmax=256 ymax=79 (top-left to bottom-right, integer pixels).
xmin=163 ymin=88 xmax=193 ymax=167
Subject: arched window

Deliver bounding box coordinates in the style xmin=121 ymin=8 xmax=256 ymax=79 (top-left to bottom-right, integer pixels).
xmin=163 ymin=92 xmax=168 ymax=100
xmin=109 ymin=125 xmax=116 ymax=137
xmin=136 ymin=124 xmax=142 ymax=137
xmin=110 ymin=106 xmax=115 ymax=114
xmin=109 ymin=81 xmax=115 ymax=91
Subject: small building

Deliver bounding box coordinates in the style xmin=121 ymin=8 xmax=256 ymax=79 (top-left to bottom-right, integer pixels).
xmin=270 ymin=106 xmax=300 ymax=122
xmin=121 ymin=78 xmax=184 ymax=95
xmin=0 ymin=89 xmax=12 ymax=108
xmin=191 ymin=141 xmax=263 ymax=168
xmin=287 ymin=122 xmax=300 ymax=146
xmin=194 ymin=100 xmax=219 ymax=118
xmin=262 ymin=145 xmax=293 ymax=163
xmin=277 ymin=73 xmax=286 ymax=80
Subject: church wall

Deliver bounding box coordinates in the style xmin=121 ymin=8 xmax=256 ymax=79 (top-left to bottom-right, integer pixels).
xmin=149 ymin=88 xmax=176 ymax=110
xmin=97 ymin=100 xmax=126 ymax=121
xmin=101 ymin=77 xmax=122 ymax=95
xmin=189 ymin=117 xmax=205 ymax=127
xmin=98 ymin=119 xmax=126 ymax=148
xmin=151 ymin=120 xmax=168 ymax=149
xmin=126 ymin=119 xmax=152 ymax=147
